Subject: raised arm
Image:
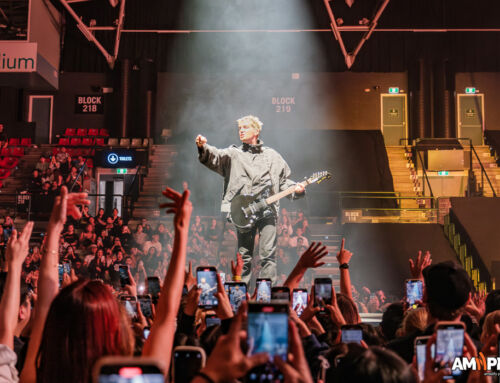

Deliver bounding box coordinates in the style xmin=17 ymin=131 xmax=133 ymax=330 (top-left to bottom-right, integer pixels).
xmin=142 ymin=187 xmax=192 ymax=374
xmin=337 ymin=238 xmax=353 ymax=300
xmin=21 ymin=187 xmax=89 ymax=383
xmin=0 ymin=222 xmax=34 ymax=349
xmin=196 ymin=135 xmax=231 ymax=177
xmin=284 ymin=242 xmax=328 ymax=292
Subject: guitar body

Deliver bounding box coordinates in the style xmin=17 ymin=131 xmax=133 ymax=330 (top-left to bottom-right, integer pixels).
xmin=229 ymin=194 xmax=271 ymax=232
xmin=228 ymin=171 xmax=332 ymax=232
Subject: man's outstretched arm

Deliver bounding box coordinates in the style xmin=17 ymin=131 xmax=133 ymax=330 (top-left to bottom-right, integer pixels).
xmin=196 ymin=134 xmax=231 ymax=177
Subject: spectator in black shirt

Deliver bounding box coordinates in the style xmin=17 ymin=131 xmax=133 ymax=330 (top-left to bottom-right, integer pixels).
xmin=62 ymin=224 xmax=79 ymax=248
xmin=204 ymin=218 xmax=219 ymax=242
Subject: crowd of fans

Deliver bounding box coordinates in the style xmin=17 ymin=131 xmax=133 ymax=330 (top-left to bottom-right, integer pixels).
xmin=0 ymin=186 xmax=499 ymax=383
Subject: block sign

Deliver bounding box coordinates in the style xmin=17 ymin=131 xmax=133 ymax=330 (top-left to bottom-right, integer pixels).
xmin=75 ymin=95 xmax=104 ymax=114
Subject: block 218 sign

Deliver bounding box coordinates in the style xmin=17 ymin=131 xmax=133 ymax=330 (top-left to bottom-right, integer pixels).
xmin=75 ymin=95 xmax=104 ymax=114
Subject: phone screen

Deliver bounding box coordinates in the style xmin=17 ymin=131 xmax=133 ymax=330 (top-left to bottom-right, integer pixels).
xmin=119 ymin=266 xmax=131 ymax=288
xmin=225 ymin=283 xmax=247 ymax=312
xmin=197 ymin=268 xmax=218 ymax=307
xmin=120 ymin=297 xmax=137 ymax=320
xmin=435 ymin=326 xmax=464 ymax=379
xmin=341 ymin=329 xmax=363 ymax=344
xmin=206 ymin=315 xmax=221 ymax=328
xmin=416 ymin=339 xmax=435 ymax=382
xmin=314 ymin=281 xmax=332 ymax=310
xmin=256 ymin=279 xmax=272 ymax=303
xmin=292 ymin=290 xmax=308 ymax=316
xmin=98 ymin=364 xmax=163 ymax=383
xmin=406 ymin=280 xmax=423 ymax=307
xmin=247 ymin=303 xmax=288 ymax=360
xmin=147 ymin=278 xmax=160 ymax=297
xmin=138 ymin=296 xmax=152 ymax=318
xmin=174 ymin=350 xmax=204 ymax=383
xmin=271 ymin=287 xmax=290 ymax=302
xmin=58 ymin=264 xmax=64 ymax=284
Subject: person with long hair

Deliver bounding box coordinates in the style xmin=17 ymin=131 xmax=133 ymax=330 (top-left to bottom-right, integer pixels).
xmin=35 ymin=280 xmax=134 ymax=383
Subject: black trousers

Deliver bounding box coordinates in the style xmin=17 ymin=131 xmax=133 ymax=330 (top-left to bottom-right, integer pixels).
xmin=237 ymin=215 xmax=277 ymax=285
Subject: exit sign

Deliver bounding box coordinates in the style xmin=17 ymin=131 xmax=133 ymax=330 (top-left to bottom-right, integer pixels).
xmin=389 ymin=87 xmax=399 ymax=94
xmin=465 ymin=87 xmax=476 ymax=94
xmin=438 ymin=171 xmax=449 ymax=176
xmin=116 ymin=168 xmax=127 ymax=174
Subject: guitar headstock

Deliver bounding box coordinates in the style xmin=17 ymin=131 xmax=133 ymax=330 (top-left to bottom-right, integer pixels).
xmin=306 ymin=171 xmax=332 ymax=185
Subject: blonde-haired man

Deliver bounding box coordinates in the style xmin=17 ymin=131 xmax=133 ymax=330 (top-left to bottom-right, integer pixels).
xmin=196 ymin=115 xmax=304 ymax=285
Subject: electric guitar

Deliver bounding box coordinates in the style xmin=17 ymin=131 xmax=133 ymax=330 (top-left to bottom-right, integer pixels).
xmin=229 ymin=171 xmax=332 ymax=232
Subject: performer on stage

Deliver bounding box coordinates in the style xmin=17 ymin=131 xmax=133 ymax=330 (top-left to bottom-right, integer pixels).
xmin=196 ymin=115 xmax=304 ymax=284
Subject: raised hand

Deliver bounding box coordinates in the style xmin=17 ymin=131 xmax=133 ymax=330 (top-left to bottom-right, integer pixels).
xmin=159 ymin=187 xmax=192 ymax=230
xmin=214 ymin=273 xmax=233 ymax=320
xmin=49 ymin=186 xmax=90 ymax=229
xmin=6 ymin=221 xmax=34 ymax=267
xmin=196 ymin=135 xmax=207 ymax=148
xmin=296 ymin=242 xmax=328 ymax=269
xmin=183 ymin=285 xmax=201 ymax=316
xmin=274 ymin=322 xmax=314 ymax=383
xmin=336 ymin=238 xmax=352 ymax=265
xmin=231 ymin=252 xmax=243 ymax=280
xmin=199 ymin=303 xmax=268 ymax=383
xmin=185 ymin=261 xmax=196 ymax=290
xmin=409 ymin=250 xmax=432 ymax=280
xmin=300 ymin=285 xmax=320 ymax=324
xmin=325 ymin=286 xmax=347 ymax=327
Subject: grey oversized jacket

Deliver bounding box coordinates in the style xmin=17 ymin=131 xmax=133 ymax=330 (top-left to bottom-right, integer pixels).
xmin=198 ymin=140 xmax=302 ymax=213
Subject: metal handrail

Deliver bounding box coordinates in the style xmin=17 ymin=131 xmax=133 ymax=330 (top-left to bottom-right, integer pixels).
xmin=470 ymin=144 xmax=497 ymax=197
xmin=416 ymin=150 xmax=434 ymax=205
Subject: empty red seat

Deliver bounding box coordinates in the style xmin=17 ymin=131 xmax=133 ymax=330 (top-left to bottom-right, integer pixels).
xmin=70 ymin=138 xmax=81 ymax=146
xmin=0 ymin=157 xmax=18 ymax=168
xmin=10 ymin=147 xmax=23 ymax=157
xmin=86 ymin=158 xmax=94 ymax=168
xmin=95 ymin=138 xmax=105 ymax=146
xmin=8 ymin=138 xmax=19 ymax=146
xmin=20 ymin=138 xmax=31 ymax=147
xmin=64 ymin=128 xmax=76 ymax=136
xmin=1 ymin=149 xmax=8 ymax=156
xmin=82 ymin=138 xmax=93 ymax=146
xmin=88 ymin=128 xmax=99 ymax=136
xmin=0 ymin=169 xmax=11 ymax=179
xmin=99 ymin=129 xmax=109 ymax=137
xmin=77 ymin=129 xmax=86 ymax=136
xmin=58 ymin=138 xmax=69 ymax=146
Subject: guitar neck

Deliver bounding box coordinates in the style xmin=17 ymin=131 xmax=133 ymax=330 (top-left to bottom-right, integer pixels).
xmin=265 ymin=180 xmax=308 ymax=205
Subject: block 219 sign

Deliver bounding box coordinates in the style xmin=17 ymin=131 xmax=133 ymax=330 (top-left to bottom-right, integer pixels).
xmin=75 ymin=95 xmax=104 ymax=114
xmin=272 ymin=96 xmax=295 ymax=113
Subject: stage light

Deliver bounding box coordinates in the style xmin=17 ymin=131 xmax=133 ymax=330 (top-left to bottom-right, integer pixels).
xmin=109 ymin=0 xmax=119 ymax=7
xmin=345 ymin=0 xmax=355 ymax=7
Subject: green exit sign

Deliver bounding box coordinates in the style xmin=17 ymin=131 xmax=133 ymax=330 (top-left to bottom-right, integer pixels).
xmin=389 ymin=87 xmax=399 ymax=94
xmin=465 ymin=87 xmax=476 ymax=94
xmin=116 ymin=168 xmax=127 ymax=174
xmin=438 ymin=171 xmax=449 ymax=176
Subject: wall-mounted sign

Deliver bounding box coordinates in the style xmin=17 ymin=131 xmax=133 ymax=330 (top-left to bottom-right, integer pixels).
xmin=465 ymin=87 xmax=476 ymax=94
xmin=75 ymin=95 xmax=104 ymax=114
xmin=389 ymin=87 xmax=399 ymax=94
xmin=0 ymin=42 xmax=37 ymax=72
xmin=96 ymin=149 xmax=138 ymax=168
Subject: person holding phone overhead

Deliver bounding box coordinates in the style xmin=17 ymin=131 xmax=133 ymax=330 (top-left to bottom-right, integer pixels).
xmin=196 ymin=115 xmax=305 ymax=284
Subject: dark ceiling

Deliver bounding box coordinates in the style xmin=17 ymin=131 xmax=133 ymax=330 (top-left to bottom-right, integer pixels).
xmin=44 ymin=0 xmax=500 ymax=72
xmin=0 ymin=0 xmax=28 ymax=40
